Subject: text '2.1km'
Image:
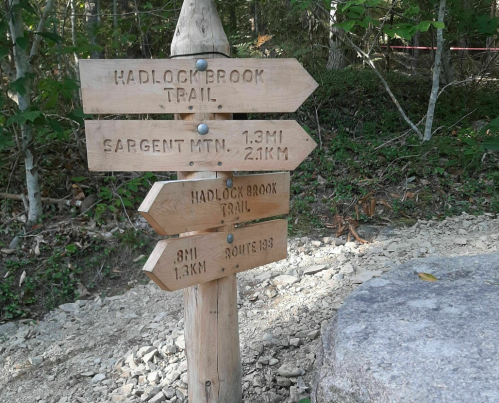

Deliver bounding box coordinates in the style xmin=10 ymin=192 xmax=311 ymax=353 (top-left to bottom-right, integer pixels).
xmin=79 ymin=58 xmax=318 ymax=113
xmin=139 ymin=173 xmax=290 ymax=235
xmin=85 ymin=120 xmax=317 ymax=171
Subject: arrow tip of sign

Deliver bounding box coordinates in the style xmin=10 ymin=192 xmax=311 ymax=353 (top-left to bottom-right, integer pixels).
xmin=144 ymin=270 xmax=171 ymax=291
xmin=143 ymin=241 xmax=168 ymax=273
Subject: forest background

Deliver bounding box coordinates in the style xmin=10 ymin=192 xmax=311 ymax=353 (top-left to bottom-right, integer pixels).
xmin=1 ymin=0 xmax=499 ymax=321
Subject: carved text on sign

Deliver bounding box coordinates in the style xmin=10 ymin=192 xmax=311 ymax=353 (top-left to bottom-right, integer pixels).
xmin=114 ymin=68 xmax=265 ymax=104
xmin=80 ymin=58 xmax=318 ymax=113
xmin=143 ymin=220 xmax=287 ymax=291
xmin=225 ymin=237 xmax=273 ymax=260
xmin=174 ymin=247 xmax=206 ymax=280
xmin=139 ymin=173 xmax=290 ymax=235
xmin=85 ymin=120 xmax=316 ymax=171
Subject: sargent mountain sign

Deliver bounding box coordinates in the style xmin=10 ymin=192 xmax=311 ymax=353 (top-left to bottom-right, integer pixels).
xmin=143 ymin=219 xmax=287 ymax=291
xmin=139 ymin=173 xmax=290 ymax=236
xmin=85 ymin=120 xmax=317 ymax=171
xmin=79 ymin=58 xmax=318 ymax=114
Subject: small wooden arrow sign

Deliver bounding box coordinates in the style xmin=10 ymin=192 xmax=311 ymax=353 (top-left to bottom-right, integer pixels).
xmin=144 ymin=219 xmax=287 ymax=291
xmin=79 ymin=58 xmax=318 ymax=114
xmin=139 ymin=173 xmax=290 ymax=236
xmin=85 ymin=120 xmax=316 ymax=171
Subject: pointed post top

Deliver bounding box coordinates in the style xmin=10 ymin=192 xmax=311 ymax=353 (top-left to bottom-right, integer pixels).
xmin=171 ymin=0 xmax=230 ymax=57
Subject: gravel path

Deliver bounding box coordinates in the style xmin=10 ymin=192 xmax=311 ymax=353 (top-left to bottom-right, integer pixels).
xmin=1 ymin=212 xmax=498 ymax=403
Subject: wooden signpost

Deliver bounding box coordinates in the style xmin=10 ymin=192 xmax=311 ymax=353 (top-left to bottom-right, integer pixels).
xmin=139 ymin=173 xmax=290 ymax=235
xmin=85 ymin=120 xmax=316 ymax=171
xmin=79 ymin=0 xmax=317 ymax=401
xmin=80 ymin=58 xmax=318 ymax=114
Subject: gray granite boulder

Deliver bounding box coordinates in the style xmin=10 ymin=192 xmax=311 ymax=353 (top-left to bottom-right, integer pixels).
xmin=313 ymin=253 xmax=499 ymax=403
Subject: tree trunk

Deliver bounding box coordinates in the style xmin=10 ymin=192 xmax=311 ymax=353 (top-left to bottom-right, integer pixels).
xmin=71 ymin=0 xmax=82 ymax=106
xmin=412 ymin=30 xmax=419 ymax=73
xmin=326 ymin=1 xmax=346 ymax=70
xmin=8 ymin=0 xmax=41 ymax=227
xmin=85 ymin=0 xmax=103 ymax=59
xmin=423 ymin=0 xmax=447 ymax=141
xmin=485 ymin=0 xmax=499 ymax=68
xmin=7 ymin=0 xmax=55 ymax=226
xmin=441 ymin=40 xmax=453 ymax=85
xmin=385 ymin=0 xmax=395 ymax=72
xmin=113 ymin=0 xmax=118 ymax=31
xmin=228 ymin=2 xmax=237 ymax=35
xmin=253 ymin=0 xmax=259 ymax=37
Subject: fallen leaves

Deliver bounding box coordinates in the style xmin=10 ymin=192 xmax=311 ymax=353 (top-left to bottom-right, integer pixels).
xmin=133 ymin=255 xmax=146 ymax=263
xmin=77 ymin=282 xmax=90 ymax=297
xmin=418 ymin=273 xmax=438 ymax=282
xmin=19 ymin=270 xmax=27 ymax=287
xmin=325 ymin=215 xmax=369 ymax=244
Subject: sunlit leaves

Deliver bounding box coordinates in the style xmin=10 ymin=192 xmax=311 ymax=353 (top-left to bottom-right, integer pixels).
xmin=383 ymin=24 xmax=419 ymax=40
xmin=418 ymin=21 xmax=431 ymax=32
xmin=431 ymin=21 xmax=445 ymax=29
xmin=336 ymin=20 xmax=357 ymax=32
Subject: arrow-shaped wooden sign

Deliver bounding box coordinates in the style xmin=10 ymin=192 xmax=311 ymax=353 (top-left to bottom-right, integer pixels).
xmin=79 ymin=58 xmax=318 ymax=114
xmin=139 ymin=173 xmax=290 ymax=236
xmin=144 ymin=219 xmax=287 ymax=291
xmin=85 ymin=120 xmax=317 ymax=171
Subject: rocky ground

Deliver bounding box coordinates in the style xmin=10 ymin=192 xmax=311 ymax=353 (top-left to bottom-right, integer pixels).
xmin=1 ymin=212 xmax=498 ymax=403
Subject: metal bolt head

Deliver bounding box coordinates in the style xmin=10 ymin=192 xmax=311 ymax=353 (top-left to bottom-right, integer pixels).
xmin=197 ymin=123 xmax=209 ymax=135
xmin=196 ymin=59 xmax=208 ymax=71
xmin=227 ymin=233 xmax=234 ymax=244
xmin=226 ymin=178 xmax=233 ymax=188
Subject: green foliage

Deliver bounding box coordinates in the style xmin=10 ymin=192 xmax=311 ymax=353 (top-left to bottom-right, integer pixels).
xmin=95 ymin=172 xmax=157 ymax=221
xmin=0 ymin=229 xmax=155 ymax=320
xmin=287 ymin=68 xmax=499 ymax=233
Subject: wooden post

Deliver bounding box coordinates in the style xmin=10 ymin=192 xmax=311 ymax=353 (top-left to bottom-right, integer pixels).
xmin=171 ymin=1 xmax=242 ymax=402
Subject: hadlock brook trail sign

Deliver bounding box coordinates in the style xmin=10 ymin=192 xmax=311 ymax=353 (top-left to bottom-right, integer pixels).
xmin=139 ymin=172 xmax=290 ymax=235
xmin=80 ymin=58 xmax=318 ymax=114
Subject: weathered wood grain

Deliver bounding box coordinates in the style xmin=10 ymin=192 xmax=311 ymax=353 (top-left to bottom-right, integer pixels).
xmin=84 ymin=120 xmax=316 ymax=171
xmin=79 ymin=58 xmax=318 ymax=114
xmin=170 ymin=1 xmax=242 ymax=401
xmin=139 ymin=173 xmax=290 ymax=235
xmin=143 ymin=219 xmax=287 ymax=292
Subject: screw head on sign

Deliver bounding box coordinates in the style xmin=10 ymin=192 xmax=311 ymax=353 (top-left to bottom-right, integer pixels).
xmin=226 ymin=178 xmax=233 ymax=188
xmin=196 ymin=59 xmax=208 ymax=71
xmin=197 ymin=123 xmax=209 ymax=135
xmin=227 ymin=233 xmax=234 ymax=244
